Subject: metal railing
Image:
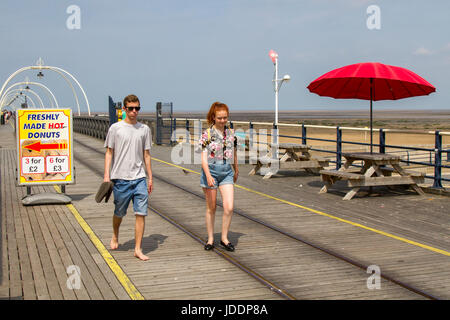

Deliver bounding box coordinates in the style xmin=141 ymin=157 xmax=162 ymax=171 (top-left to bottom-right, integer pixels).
xmin=73 ymin=116 xmax=450 ymax=189
xmin=73 ymin=116 xmax=156 ymax=141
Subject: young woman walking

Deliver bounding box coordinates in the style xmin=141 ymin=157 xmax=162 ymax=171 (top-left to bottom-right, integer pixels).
xmin=198 ymin=102 xmax=238 ymax=251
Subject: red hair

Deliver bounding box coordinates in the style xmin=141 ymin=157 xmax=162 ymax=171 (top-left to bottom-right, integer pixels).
xmin=206 ymin=101 xmax=229 ymax=126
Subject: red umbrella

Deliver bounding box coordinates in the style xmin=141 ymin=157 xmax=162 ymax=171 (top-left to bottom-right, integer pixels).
xmin=307 ymin=62 xmax=436 ymax=153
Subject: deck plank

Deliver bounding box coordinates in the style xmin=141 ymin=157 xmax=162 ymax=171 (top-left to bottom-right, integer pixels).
xmin=1 ymin=121 xmax=449 ymax=300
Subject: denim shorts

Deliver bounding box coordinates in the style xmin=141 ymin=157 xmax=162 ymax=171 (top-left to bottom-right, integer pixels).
xmin=112 ymin=177 xmax=148 ymax=217
xmin=200 ymin=163 xmax=234 ymax=189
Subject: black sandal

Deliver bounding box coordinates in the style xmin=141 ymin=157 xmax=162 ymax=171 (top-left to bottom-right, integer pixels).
xmin=220 ymin=241 xmax=235 ymax=252
xmin=204 ymin=243 xmax=214 ymax=251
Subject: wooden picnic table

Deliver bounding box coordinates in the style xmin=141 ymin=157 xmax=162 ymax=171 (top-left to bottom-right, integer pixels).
xmin=319 ymin=152 xmax=425 ymax=200
xmin=248 ymin=142 xmax=329 ymax=179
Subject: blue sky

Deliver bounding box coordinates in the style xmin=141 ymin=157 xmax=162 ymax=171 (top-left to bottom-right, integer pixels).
xmin=1 ymin=0 xmax=449 ymax=113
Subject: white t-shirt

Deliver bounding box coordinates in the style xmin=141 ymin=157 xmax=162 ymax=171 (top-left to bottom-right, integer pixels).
xmin=104 ymin=121 xmax=152 ymax=180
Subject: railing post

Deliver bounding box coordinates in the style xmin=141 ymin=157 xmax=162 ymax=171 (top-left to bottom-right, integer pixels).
xmin=198 ymin=119 xmax=202 ymax=141
xmin=156 ymin=102 xmax=162 ymax=145
xmin=103 ymin=119 xmax=107 ymax=139
xmin=171 ymin=117 xmax=176 ymax=145
xmin=186 ymin=119 xmax=190 ymax=144
xmin=433 ymin=130 xmax=443 ymax=188
xmin=301 ymin=124 xmax=307 ymax=145
xmin=249 ymin=122 xmax=254 ymax=149
xmin=336 ymin=126 xmax=342 ymax=170
xmin=379 ymin=128 xmax=385 ymax=154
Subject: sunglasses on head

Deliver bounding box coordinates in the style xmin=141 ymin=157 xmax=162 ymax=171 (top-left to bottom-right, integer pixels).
xmin=126 ymin=106 xmax=141 ymax=111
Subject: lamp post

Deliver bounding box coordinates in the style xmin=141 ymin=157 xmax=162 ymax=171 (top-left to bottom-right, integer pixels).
xmin=269 ymin=50 xmax=290 ymax=160
xmin=269 ymin=50 xmax=290 ymax=126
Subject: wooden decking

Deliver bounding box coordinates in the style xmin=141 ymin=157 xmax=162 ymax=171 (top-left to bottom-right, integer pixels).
xmin=1 ymin=122 xmax=450 ymax=300
xmin=0 ymin=151 xmax=131 ymax=299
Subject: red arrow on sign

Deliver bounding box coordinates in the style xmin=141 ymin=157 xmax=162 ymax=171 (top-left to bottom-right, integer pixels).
xmin=24 ymin=141 xmax=67 ymax=152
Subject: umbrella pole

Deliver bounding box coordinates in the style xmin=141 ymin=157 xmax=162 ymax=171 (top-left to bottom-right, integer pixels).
xmin=370 ymin=78 xmax=373 ymax=154
xmin=369 ymin=79 xmax=374 ymax=195
xmin=370 ymin=98 xmax=373 ymax=153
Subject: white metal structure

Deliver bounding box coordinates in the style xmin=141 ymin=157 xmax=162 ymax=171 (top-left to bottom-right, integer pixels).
xmin=1 ymin=81 xmax=59 ymax=108
xmin=0 ymin=60 xmax=90 ymax=116
xmin=1 ymin=92 xmax=37 ymax=110
xmin=2 ymin=93 xmax=36 ymax=109
xmin=0 ymin=88 xmax=44 ymax=108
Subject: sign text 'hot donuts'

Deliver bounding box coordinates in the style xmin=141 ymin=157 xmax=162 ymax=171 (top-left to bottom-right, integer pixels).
xmin=16 ymin=109 xmax=74 ymax=185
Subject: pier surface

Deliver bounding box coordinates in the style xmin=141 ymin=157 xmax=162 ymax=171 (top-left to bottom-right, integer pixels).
xmin=1 ymin=123 xmax=449 ymax=300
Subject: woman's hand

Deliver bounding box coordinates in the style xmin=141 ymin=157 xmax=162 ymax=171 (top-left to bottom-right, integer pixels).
xmin=233 ymin=170 xmax=239 ymax=183
xmin=207 ymin=175 xmax=216 ymax=188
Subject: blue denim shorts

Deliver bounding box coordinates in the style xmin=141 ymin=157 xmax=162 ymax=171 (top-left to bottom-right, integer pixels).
xmin=200 ymin=163 xmax=234 ymax=189
xmin=112 ymin=177 xmax=148 ymax=217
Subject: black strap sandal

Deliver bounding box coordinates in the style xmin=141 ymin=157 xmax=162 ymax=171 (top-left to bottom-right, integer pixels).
xmin=220 ymin=241 xmax=235 ymax=252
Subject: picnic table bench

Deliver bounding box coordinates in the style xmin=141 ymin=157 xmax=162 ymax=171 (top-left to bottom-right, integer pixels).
xmin=248 ymin=142 xmax=329 ymax=179
xmin=319 ymin=152 xmax=425 ymax=200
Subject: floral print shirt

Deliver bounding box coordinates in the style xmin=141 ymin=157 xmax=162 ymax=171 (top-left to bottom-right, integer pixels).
xmin=198 ymin=126 xmax=237 ymax=163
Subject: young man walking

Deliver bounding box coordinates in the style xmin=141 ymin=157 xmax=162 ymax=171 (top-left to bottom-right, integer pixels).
xmin=104 ymin=94 xmax=153 ymax=261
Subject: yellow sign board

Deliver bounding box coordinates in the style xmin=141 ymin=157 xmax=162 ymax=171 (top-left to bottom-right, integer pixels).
xmin=16 ymin=109 xmax=74 ymax=186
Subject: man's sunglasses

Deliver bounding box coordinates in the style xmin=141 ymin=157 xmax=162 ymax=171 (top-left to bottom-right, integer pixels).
xmin=126 ymin=106 xmax=141 ymax=111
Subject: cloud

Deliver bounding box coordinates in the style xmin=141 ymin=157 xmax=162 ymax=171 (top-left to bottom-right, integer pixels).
xmin=413 ymin=47 xmax=433 ymax=56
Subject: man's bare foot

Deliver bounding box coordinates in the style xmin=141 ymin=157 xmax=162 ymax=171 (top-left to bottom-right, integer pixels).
xmin=110 ymin=237 xmax=119 ymax=250
xmin=134 ymin=250 xmax=149 ymax=261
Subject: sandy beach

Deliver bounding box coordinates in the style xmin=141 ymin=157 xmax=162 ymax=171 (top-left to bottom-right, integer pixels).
xmin=165 ymin=109 xmax=450 ymax=131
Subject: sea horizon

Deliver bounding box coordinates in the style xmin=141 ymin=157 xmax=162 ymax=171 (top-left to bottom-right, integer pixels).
xmin=85 ymin=108 xmax=450 ymax=120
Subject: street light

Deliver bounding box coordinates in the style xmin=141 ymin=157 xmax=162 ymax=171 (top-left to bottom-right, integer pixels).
xmin=36 ymin=57 xmax=44 ymax=79
xmin=282 ymin=74 xmax=291 ymax=82
xmin=269 ymin=50 xmax=290 ymax=126
xmin=269 ymin=50 xmax=290 ymax=159
xmin=23 ymin=95 xmax=28 ymax=108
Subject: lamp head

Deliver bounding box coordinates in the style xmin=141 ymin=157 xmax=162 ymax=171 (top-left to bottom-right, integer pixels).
xmin=283 ymin=74 xmax=291 ymax=81
xmin=269 ymin=50 xmax=278 ymax=64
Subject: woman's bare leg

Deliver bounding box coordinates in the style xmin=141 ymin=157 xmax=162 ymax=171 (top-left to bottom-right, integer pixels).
xmin=203 ymin=187 xmax=217 ymax=244
xmin=219 ymin=184 xmax=234 ymax=244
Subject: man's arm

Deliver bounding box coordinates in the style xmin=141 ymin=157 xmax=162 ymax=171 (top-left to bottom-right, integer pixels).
xmin=104 ymin=147 xmax=113 ymax=182
xmin=144 ymin=149 xmax=153 ymax=193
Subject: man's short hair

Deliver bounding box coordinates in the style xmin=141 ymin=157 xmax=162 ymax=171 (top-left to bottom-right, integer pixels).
xmin=123 ymin=94 xmax=140 ymax=107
